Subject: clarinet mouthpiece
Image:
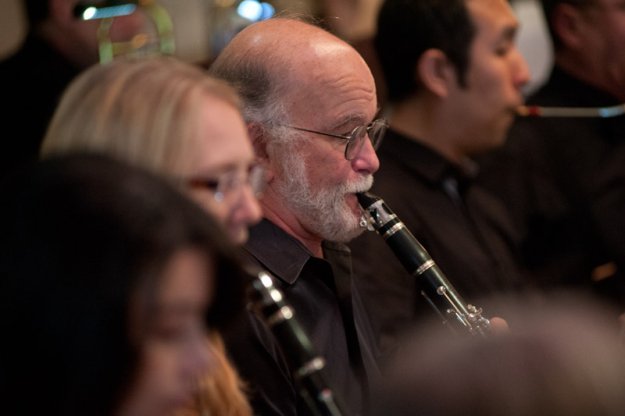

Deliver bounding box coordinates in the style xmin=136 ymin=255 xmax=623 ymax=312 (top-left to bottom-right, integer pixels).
xmin=356 ymin=192 xmax=379 ymax=209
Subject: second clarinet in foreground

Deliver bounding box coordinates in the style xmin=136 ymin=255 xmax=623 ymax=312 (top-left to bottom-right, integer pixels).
xmin=247 ymin=268 xmax=345 ymax=416
xmin=357 ymin=192 xmax=490 ymax=337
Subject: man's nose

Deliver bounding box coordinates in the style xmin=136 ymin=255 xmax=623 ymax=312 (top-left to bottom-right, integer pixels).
xmin=511 ymin=48 xmax=531 ymax=90
xmin=351 ymin=134 xmax=380 ymax=175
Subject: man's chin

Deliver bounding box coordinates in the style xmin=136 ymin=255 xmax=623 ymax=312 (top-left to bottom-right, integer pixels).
xmin=335 ymin=223 xmax=367 ymax=243
xmin=228 ymin=226 xmax=249 ymax=245
xmin=331 ymin=211 xmax=368 ymax=243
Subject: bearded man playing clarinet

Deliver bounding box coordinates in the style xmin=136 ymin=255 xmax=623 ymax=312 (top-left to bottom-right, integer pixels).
xmin=210 ymin=16 xmax=385 ymax=416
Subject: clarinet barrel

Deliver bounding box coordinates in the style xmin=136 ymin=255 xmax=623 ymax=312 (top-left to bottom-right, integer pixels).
xmin=357 ymin=192 xmax=490 ymax=337
xmin=248 ymin=269 xmax=345 ymax=416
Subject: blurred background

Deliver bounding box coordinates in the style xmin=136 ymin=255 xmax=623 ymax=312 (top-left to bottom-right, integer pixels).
xmin=0 ymin=0 xmax=551 ymax=95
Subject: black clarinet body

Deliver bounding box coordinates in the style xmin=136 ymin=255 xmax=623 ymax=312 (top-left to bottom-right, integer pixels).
xmin=247 ymin=268 xmax=345 ymax=416
xmin=357 ymin=192 xmax=490 ymax=337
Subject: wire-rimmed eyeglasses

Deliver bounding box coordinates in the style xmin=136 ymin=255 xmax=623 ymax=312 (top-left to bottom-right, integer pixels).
xmin=187 ymin=163 xmax=265 ymax=203
xmin=284 ymin=119 xmax=388 ymax=160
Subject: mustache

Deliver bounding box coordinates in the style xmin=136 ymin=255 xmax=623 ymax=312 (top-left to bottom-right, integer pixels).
xmin=344 ymin=174 xmax=373 ymax=194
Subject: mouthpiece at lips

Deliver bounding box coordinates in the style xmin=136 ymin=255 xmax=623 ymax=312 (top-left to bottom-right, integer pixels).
xmin=356 ymin=192 xmax=378 ymax=209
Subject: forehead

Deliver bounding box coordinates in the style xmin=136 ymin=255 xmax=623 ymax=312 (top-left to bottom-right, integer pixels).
xmin=586 ymin=0 xmax=625 ymax=21
xmin=467 ymin=0 xmax=518 ymax=40
xmin=188 ymin=96 xmax=254 ymax=173
xmin=285 ymin=41 xmax=377 ymax=127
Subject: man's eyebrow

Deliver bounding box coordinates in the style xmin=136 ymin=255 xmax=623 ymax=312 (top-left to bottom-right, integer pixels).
xmin=332 ymin=108 xmax=383 ymax=130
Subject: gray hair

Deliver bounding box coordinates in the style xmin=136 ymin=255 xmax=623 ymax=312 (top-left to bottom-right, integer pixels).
xmin=209 ymin=38 xmax=289 ymax=128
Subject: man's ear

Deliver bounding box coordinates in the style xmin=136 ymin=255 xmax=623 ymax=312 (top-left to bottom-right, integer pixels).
xmin=248 ymin=122 xmax=275 ymax=182
xmin=416 ymin=48 xmax=457 ymax=98
xmin=551 ymin=3 xmax=585 ymax=50
xmin=248 ymin=122 xmax=267 ymax=158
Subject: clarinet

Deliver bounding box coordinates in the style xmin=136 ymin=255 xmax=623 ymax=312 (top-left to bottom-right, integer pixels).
xmin=357 ymin=192 xmax=490 ymax=337
xmin=247 ymin=268 xmax=345 ymax=416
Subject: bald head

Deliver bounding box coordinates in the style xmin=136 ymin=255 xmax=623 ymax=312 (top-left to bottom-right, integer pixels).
xmin=209 ymin=18 xmax=375 ymax=127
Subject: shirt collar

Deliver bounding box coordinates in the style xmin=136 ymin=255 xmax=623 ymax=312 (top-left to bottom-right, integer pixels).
xmin=381 ymin=128 xmax=478 ymax=191
xmin=245 ymin=219 xmax=351 ymax=285
xmin=245 ymin=219 xmax=311 ymax=285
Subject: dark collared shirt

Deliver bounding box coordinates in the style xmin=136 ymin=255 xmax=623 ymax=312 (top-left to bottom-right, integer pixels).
xmin=350 ymin=129 xmax=527 ymax=354
xmin=225 ymin=219 xmax=380 ymax=415
xmin=478 ymin=66 xmax=625 ymax=307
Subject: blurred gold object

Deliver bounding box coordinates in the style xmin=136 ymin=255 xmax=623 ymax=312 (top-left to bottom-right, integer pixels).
xmin=99 ymin=0 xmax=174 ymax=63
xmin=76 ymin=0 xmax=175 ymax=63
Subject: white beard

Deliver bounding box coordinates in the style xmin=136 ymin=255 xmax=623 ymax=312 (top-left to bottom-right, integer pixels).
xmin=274 ymin=144 xmax=373 ymax=242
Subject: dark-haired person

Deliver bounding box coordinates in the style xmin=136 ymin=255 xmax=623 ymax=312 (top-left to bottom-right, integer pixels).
xmin=350 ymin=0 xmax=531 ymax=355
xmin=0 ymin=153 xmax=248 ymax=416
xmin=478 ymin=0 xmax=625 ymax=310
xmin=0 ymin=0 xmax=145 ymax=180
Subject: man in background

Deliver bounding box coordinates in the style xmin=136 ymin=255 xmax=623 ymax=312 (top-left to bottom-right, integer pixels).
xmin=478 ymin=0 xmax=625 ymax=308
xmin=350 ymin=0 xmax=531 ymax=354
xmin=0 ymin=0 xmax=144 ymax=180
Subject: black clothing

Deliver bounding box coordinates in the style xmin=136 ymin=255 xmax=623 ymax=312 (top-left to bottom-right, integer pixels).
xmin=0 ymin=33 xmax=84 ymax=180
xmin=225 ymin=219 xmax=380 ymax=416
xmin=350 ymin=129 xmax=527 ymax=353
xmin=478 ymin=66 xmax=625 ymax=307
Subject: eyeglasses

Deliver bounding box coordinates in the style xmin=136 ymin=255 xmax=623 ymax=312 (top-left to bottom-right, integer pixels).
xmin=187 ymin=163 xmax=265 ymax=203
xmin=284 ymin=118 xmax=388 ymax=160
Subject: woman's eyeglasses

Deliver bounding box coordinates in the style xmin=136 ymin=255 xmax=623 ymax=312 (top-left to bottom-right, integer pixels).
xmin=187 ymin=164 xmax=266 ymax=203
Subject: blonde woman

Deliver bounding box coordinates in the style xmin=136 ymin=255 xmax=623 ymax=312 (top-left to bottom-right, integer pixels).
xmin=41 ymin=56 xmax=260 ymax=416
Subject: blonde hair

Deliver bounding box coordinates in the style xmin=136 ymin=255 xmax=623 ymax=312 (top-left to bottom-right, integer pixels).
xmin=41 ymin=55 xmax=241 ymax=175
xmin=178 ymin=333 xmax=252 ymax=416
xmin=41 ymin=56 xmax=251 ymax=416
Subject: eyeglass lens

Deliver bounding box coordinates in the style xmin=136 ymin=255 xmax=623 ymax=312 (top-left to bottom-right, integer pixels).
xmin=214 ymin=164 xmax=266 ymax=203
xmin=345 ymin=120 xmax=387 ymax=160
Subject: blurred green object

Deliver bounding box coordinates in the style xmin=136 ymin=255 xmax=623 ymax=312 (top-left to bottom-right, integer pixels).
xmin=75 ymin=0 xmax=175 ymax=63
